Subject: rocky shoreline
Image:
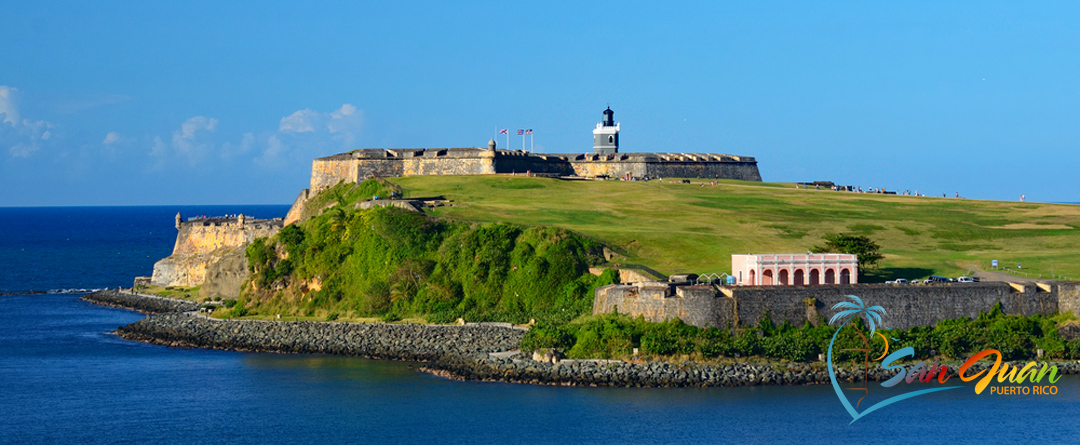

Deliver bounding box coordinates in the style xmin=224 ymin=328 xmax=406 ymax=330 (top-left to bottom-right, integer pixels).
xmin=85 ymin=290 xmax=1080 ymax=388
xmin=116 ymin=312 xmax=524 ymax=362
xmin=420 ymin=353 xmax=1080 ymax=388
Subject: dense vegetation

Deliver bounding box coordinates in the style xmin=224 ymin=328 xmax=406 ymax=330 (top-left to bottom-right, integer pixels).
xmin=240 ymin=181 xmax=615 ymax=323
xmin=521 ymin=304 xmax=1080 ymax=362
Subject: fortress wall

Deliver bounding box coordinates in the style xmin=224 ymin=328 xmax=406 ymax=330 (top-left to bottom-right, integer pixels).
xmin=311 ymin=158 xmax=359 ymax=191
xmin=494 ymin=154 xmax=576 ymax=175
xmin=401 ymin=156 xmax=494 ymax=176
xmin=726 ymin=283 xmax=1057 ymax=330
xmin=283 ymin=189 xmax=310 ymax=226
xmin=150 ymin=219 xmax=282 ymax=288
xmin=594 ymin=284 xmax=727 ymax=328
xmin=356 ymin=159 xmax=406 ymax=179
xmin=595 ymin=282 xmax=1061 ymax=330
xmin=644 ymin=162 xmax=762 ymax=181
xmin=570 ymin=161 xmax=648 ymax=178
xmin=1057 ymin=282 xmax=1080 ymax=317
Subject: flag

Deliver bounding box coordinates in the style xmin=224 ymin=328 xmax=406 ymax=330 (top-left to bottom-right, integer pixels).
xmin=516 ymin=129 xmax=524 ymax=135
xmin=499 ymin=129 xmax=508 ymax=134
xmin=524 ymin=129 xmax=533 ymax=135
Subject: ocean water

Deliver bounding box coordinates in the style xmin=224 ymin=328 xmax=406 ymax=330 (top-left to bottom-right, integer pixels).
xmin=1 ymin=206 xmax=1078 ymax=444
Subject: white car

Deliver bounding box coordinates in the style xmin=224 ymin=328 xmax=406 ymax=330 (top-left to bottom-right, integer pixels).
xmin=895 ymin=278 xmax=909 ymax=284
xmin=957 ymin=276 xmax=974 ymax=283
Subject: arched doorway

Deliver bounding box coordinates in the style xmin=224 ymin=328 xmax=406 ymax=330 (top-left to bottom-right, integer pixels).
xmin=749 ymin=270 xmax=756 ymax=285
xmin=794 ymin=269 xmax=804 ymax=285
xmin=825 ymin=269 xmax=836 ymax=284
xmin=779 ymin=269 xmax=789 ymax=285
xmin=809 ymin=269 xmax=820 ymax=285
xmin=840 ymin=268 xmax=851 ymax=284
xmin=762 ymin=269 xmax=774 ymax=285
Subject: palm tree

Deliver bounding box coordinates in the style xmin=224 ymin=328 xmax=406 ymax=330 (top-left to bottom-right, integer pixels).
xmin=829 ymin=295 xmax=886 ymax=335
xmin=829 ymin=295 xmax=887 ymax=409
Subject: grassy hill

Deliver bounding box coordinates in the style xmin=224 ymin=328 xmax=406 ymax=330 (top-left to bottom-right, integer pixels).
xmin=391 ymin=175 xmax=1080 ymax=281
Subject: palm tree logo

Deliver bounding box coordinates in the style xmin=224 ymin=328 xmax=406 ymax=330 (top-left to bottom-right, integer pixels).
xmin=826 ymin=295 xmax=961 ymax=423
xmin=828 ymin=295 xmax=886 ymax=410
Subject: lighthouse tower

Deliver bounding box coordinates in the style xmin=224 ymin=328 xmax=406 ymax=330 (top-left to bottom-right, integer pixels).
xmin=592 ymin=107 xmax=619 ymax=154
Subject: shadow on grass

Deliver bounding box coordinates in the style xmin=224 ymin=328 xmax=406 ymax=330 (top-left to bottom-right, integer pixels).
xmin=862 ymin=267 xmax=934 ymax=283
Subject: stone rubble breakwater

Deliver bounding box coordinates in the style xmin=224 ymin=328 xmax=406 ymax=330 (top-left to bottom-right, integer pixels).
xmin=82 ymin=289 xmax=199 ymax=314
xmin=422 ymin=354 xmax=1080 ymax=388
xmin=115 ymin=313 xmax=525 ymax=362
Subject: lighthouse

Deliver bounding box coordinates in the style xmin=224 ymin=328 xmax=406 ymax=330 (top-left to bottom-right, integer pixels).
xmin=592 ymin=107 xmax=619 ymax=154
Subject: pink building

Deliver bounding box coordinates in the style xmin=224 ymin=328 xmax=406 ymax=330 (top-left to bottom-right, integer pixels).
xmin=731 ymin=253 xmax=858 ymax=286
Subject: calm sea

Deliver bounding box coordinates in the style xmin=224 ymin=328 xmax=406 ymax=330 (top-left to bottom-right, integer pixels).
xmin=1 ymin=206 xmax=1078 ymax=444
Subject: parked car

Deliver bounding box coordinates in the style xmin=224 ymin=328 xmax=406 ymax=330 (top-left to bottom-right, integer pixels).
xmin=895 ymin=278 xmax=909 ymax=284
xmin=926 ymin=275 xmax=953 ymax=283
xmin=957 ymin=276 xmax=974 ymax=283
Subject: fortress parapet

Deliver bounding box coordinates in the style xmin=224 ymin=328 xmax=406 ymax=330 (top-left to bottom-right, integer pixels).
xmin=595 ymin=280 xmax=1080 ymax=330
xmin=150 ymin=214 xmax=284 ymax=290
xmin=304 ymin=107 xmax=762 ymax=192
xmin=308 ymin=148 xmax=761 ymax=192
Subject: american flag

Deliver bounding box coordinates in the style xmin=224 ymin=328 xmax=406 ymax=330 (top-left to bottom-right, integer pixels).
xmin=516 ymin=129 xmax=524 ymax=135
xmin=499 ymin=129 xmax=508 ymax=134
xmin=524 ymin=129 xmax=533 ymax=135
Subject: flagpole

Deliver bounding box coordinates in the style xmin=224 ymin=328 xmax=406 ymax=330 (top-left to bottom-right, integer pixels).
xmin=530 ymin=132 xmax=534 ymax=152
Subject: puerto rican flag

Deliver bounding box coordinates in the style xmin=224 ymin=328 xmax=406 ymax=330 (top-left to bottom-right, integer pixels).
xmin=499 ymin=129 xmax=508 ymax=134
xmin=516 ymin=129 xmax=524 ymax=135
xmin=524 ymin=129 xmax=533 ymax=135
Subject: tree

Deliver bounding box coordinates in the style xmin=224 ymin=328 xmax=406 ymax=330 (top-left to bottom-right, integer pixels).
xmin=812 ymin=233 xmax=883 ymax=270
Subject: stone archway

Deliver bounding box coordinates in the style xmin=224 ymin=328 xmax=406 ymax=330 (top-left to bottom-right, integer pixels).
xmin=779 ymin=269 xmax=789 ymax=285
xmin=794 ymin=269 xmax=805 ymax=285
xmin=840 ymin=268 xmax=851 ymax=284
xmin=762 ymin=269 xmax=774 ymax=285
xmin=749 ymin=269 xmax=756 ymax=285
xmin=809 ymin=269 xmax=820 ymax=285
xmin=825 ymin=269 xmax=836 ymax=284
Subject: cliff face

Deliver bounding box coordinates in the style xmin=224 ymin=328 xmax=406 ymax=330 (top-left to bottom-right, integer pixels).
xmin=150 ymin=216 xmax=282 ymax=297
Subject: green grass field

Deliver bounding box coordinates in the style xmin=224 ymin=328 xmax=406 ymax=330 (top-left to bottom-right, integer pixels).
xmin=389 ymin=175 xmax=1080 ymax=282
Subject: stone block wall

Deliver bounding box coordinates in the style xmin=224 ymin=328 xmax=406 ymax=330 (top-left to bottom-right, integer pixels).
xmin=307 ymin=148 xmax=763 ymax=190
xmin=150 ymin=217 xmax=283 ymax=288
xmin=595 ymin=281 xmax=1066 ymax=330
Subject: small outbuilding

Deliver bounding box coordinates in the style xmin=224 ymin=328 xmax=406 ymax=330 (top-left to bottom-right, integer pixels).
xmin=731 ymin=253 xmax=858 ymax=286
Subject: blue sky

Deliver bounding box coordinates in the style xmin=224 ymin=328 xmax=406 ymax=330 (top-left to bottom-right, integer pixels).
xmin=2 ymin=1 xmax=1079 ymax=205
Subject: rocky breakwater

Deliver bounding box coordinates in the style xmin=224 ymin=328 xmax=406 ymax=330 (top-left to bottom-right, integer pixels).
xmin=115 ymin=314 xmax=525 ymax=362
xmin=82 ymin=289 xmax=199 ymax=314
xmin=422 ymin=354 xmax=1080 ymax=388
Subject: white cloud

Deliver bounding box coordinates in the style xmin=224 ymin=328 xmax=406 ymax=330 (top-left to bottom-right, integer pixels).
xmin=1 ymin=86 xmax=57 ymax=158
xmin=279 ymin=109 xmax=321 ymax=133
xmin=255 ymin=134 xmax=289 ymax=168
xmin=0 ymin=86 xmax=20 ymax=124
xmin=263 ymin=104 xmax=363 ymax=168
xmin=220 ymin=132 xmax=256 ymax=159
xmin=279 ymin=103 xmax=362 ymax=140
xmin=103 ymin=131 xmax=122 ymax=144
xmin=169 ymin=116 xmax=219 ymax=164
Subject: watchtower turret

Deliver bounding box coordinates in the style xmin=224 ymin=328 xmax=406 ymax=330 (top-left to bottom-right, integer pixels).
xmin=488 ymin=138 xmax=497 ymax=150
xmin=593 ymin=107 xmax=619 ymax=154
xmin=175 ymin=212 xmax=182 ymax=230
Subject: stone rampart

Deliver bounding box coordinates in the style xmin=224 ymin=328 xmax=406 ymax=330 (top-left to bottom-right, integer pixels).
xmin=150 ymin=216 xmax=283 ymax=288
xmin=595 ymin=281 xmax=1071 ymax=330
xmin=308 ymin=148 xmax=762 ymax=191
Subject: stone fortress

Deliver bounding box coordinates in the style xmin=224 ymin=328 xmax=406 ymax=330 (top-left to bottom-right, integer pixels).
xmin=594 ymin=266 xmax=1080 ymax=331
xmin=149 ymin=213 xmax=283 ymax=300
xmin=303 ymin=107 xmax=762 ymax=193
